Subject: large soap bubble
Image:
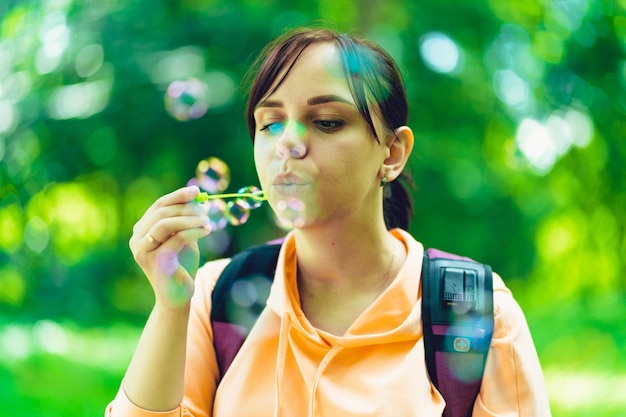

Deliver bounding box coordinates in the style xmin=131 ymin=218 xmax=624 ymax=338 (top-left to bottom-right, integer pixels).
xmin=165 ymin=78 xmax=210 ymax=121
xmin=196 ymin=157 xmax=230 ymax=194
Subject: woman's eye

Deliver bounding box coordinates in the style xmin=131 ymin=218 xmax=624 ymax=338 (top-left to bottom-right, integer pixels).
xmin=316 ymin=120 xmax=344 ymax=132
xmin=260 ymin=121 xmax=285 ymax=136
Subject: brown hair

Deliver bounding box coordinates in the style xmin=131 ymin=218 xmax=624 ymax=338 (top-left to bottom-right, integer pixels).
xmin=245 ymin=27 xmax=414 ymax=230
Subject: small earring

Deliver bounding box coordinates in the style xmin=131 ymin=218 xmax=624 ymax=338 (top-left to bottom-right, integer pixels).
xmin=380 ymin=173 xmax=388 ymax=187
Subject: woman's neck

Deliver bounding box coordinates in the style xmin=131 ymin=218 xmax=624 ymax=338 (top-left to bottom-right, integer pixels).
xmin=293 ymin=221 xmax=400 ymax=291
xmin=291 ymin=222 xmax=406 ymax=335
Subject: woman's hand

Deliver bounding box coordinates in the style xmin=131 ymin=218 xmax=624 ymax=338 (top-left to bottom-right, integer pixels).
xmin=129 ymin=186 xmax=211 ymax=308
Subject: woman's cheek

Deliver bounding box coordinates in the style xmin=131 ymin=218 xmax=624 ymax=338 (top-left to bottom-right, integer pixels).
xmin=253 ymin=144 xmax=272 ymax=189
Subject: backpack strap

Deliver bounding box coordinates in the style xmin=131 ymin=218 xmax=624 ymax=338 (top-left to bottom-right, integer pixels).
xmin=421 ymin=248 xmax=494 ymax=417
xmin=211 ymin=243 xmax=281 ymax=378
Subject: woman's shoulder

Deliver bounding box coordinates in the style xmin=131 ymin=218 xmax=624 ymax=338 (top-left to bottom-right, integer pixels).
xmin=491 ymin=272 xmax=532 ymax=340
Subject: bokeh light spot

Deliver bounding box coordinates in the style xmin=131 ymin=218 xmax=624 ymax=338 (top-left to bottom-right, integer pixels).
xmin=33 ymin=320 xmax=68 ymax=355
xmin=3 ymin=70 xmax=32 ymax=103
xmin=145 ymin=46 xmax=205 ymax=85
xmin=493 ymin=69 xmax=529 ymax=107
xmin=419 ymin=32 xmax=463 ymax=75
xmin=75 ymin=44 xmax=104 ymax=77
xmin=0 ymin=100 xmax=17 ymax=134
xmin=0 ymin=325 xmax=32 ymax=360
xmin=0 ymin=266 xmax=26 ymax=306
xmin=24 ymin=216 xmax=50 ymax=253
xmin=516 ymin=118 xmax=558 ymax=173
xmin=35 ymin=10 xmax=70 ymax=74
xmin=515 ymin=106 xmax=594 ymax=174
xmin=565 ymin=107 xmax=593 ymax=147
xmin=0 ymin=203 xmax=23 ymax=253
xmin=203 ymin=71 xmax=236 ymax=111
xmin=26 ymin=180 xmax=119 ymax=265
xmin=47 ymin=80 xmax=112 ymax=119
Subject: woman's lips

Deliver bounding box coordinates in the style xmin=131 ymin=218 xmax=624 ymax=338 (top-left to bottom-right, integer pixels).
xmin=272 ymin=173 xmax=307 ymax=197
xmin=273 ymin=172 xmax=305 ymax=186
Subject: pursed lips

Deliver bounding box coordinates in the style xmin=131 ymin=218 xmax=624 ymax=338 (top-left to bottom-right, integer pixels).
xmin=273 ymin=173 xmax=306 ymax=186
xmin=272 ymin=173 xmax=308 ymax=197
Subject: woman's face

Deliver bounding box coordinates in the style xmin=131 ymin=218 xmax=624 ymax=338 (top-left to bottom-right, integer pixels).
xmin=253 ymin=42 xmax=390 ymax=229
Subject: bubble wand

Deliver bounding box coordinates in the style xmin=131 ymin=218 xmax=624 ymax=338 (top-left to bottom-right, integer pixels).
xmin=194 ymin=189 xmax=267 ymax=204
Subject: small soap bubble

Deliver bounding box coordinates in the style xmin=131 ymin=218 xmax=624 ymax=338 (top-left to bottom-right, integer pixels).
xmin=230 ymin=275 xmax=272 ymax=308
xmin=206 ymin=199 xmax=229 ymax=230
xmin=200 ymin=227 xmax=231 ymax=256
xmin=237 ymin=185 xmax=263 ymax=209
xmin=231 ymin=279 xmax=257 ymax=308
xmin=165 ymin=78 xmax=210 ymax=121
xmin=196 ymin=157 xmax=230 ymax=193
xmin=157 ymin=249 xmax=179 ymax=276
xmin=226 ymin=200 xmax=251 ymax=226
xmin=276 ymin=197 xmax=305 ymax=229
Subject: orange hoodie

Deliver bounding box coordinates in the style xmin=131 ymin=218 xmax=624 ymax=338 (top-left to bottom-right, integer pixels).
xmin=106 ymin=229 xmax=551 ymax=416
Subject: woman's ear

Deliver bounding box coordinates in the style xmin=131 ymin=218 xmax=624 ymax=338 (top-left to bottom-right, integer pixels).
xmin=382 ymin=126 xmax=414 ymax=182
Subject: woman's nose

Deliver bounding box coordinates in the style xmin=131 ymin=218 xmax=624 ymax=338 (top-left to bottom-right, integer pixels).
xmin=276 ymin=121 xmax=307 ymax=159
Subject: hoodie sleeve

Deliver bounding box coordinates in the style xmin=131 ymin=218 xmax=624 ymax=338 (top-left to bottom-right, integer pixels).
xmin=472 ymin=272 xmax=552 ymax=416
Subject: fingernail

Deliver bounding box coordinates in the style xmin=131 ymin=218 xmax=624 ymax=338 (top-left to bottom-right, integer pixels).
xmin=186 ymin=186 xmax=200 ymax=196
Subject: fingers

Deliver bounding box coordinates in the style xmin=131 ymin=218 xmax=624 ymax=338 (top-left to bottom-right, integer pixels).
xmin=146 ymin=232 xmax=162 ymax=247
xmin=146 ymin=186 xmax=201 ymax=216
xmin=130 ymin=186 xmax=210 ymax=253
xmin=144 ymin=215 xmax=211 ymax=251
xmin=146 ymin=217 xmax=211 ymax=251
xmin=129 ymin=186 xmax=211 ymax=308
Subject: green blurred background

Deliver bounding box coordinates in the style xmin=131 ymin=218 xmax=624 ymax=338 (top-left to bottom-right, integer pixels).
xmin=1 ymin=0 xmax=624 ymax=415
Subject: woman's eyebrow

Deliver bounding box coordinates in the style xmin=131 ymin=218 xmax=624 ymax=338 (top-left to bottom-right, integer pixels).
xmin=255 ymin=98 xmax=283 ymax=110
xmin=255 ymin=95 xmax=355 ymax=111
xmin=307 ymin=94 xmax=354 ymax=106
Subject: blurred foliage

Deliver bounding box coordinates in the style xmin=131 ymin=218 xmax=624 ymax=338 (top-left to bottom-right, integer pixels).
xmin=0 ymin=0 xmax=625 ymax=415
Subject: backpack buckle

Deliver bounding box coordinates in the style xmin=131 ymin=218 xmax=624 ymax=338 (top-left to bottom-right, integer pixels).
xmin=442 ymin=267 xmax=477 ymax=312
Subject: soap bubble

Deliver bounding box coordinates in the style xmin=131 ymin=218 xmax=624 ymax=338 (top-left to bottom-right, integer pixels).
xmin=189 ymin=156 xmax=266 ymax=230
xmin=206 ymin=199 xmax=228 ymax=230
xmin=226 ymin=274 xmax=273 ymax=331
xmin=226 ymin=200 xmax=251 ymax=226
xmin=165 ymin=78 xmax=210 ymax=121
xmin=276 ymin=197 xmax=305 ymax=228
xmin=236 ymin=185 xmax=263 ymax=209
xmin=196 ymin=157 xmax=230 ymax=193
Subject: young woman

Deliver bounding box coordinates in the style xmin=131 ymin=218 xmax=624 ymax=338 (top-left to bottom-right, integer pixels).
xmin=106 ymin=27 xmax=551 ymax=416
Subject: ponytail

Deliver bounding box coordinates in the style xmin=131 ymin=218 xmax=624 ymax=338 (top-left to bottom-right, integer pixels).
xmin=383 ymin=172 xmax=415 ymax=230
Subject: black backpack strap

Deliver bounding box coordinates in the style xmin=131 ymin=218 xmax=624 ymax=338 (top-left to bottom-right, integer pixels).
xmin=422 ymin=248 xmax=494 ymax=417
xmin=211 ymin=243 xmax=281 ymax=378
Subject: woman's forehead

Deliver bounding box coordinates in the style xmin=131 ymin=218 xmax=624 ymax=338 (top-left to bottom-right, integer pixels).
xmin=262 ymin=42 xmax=349 ymax=100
